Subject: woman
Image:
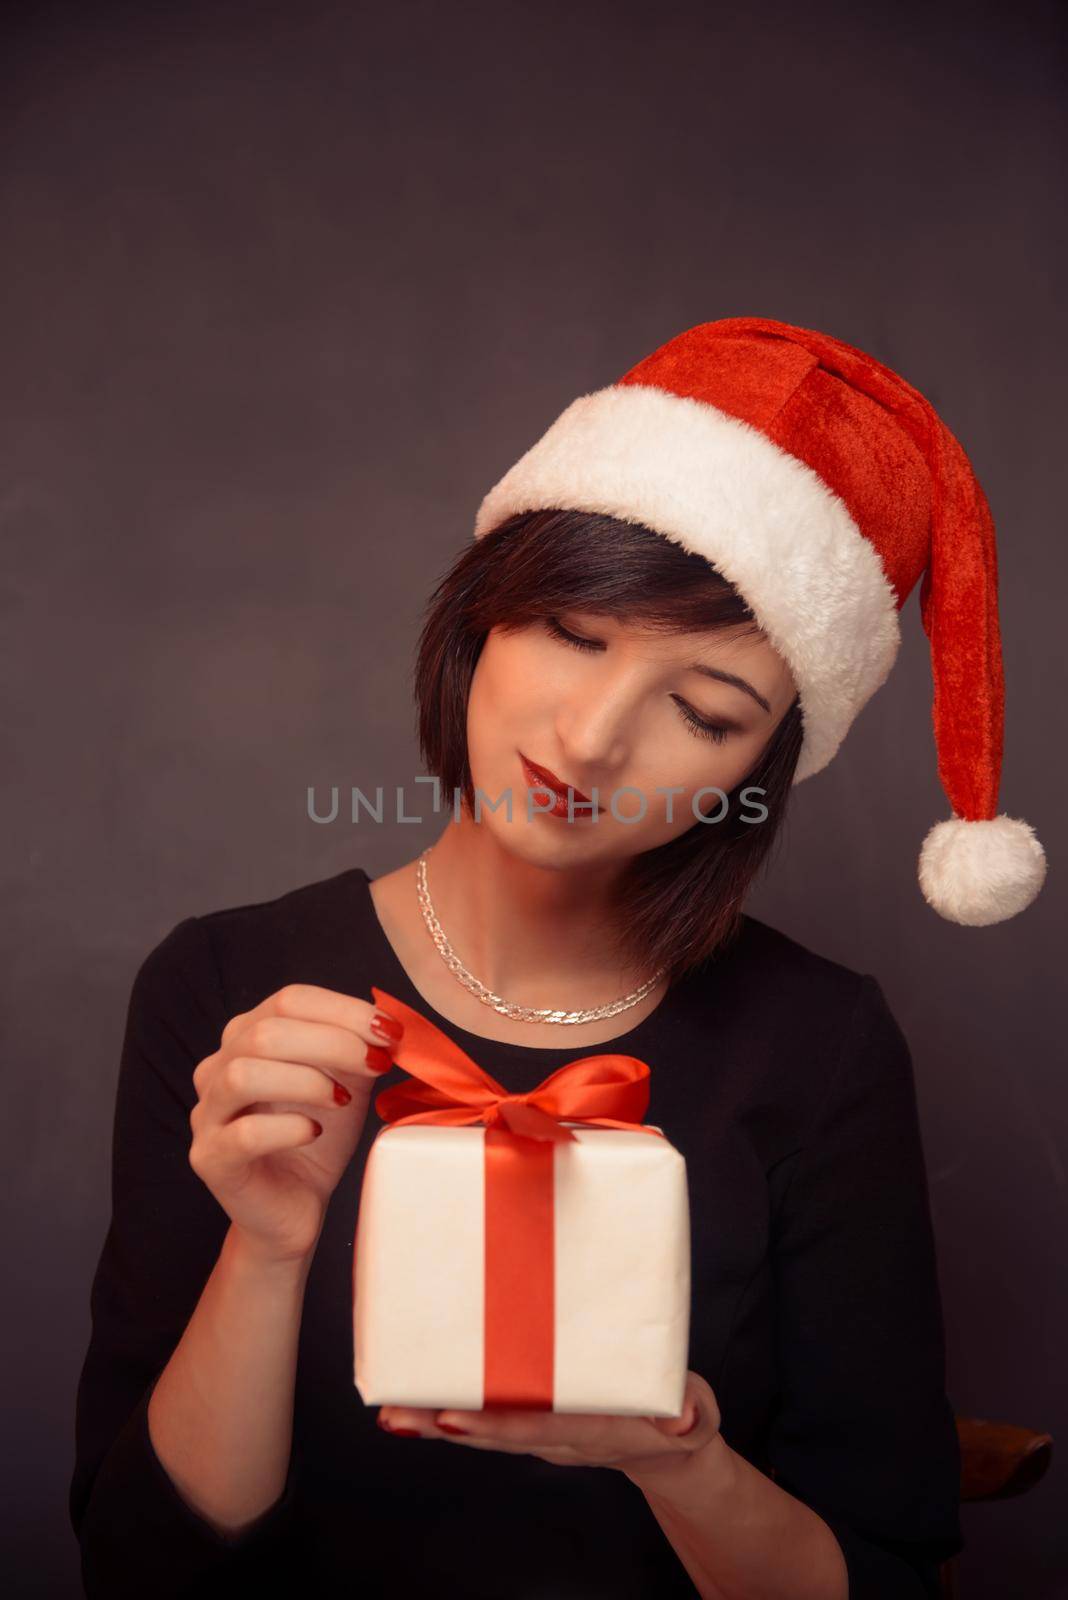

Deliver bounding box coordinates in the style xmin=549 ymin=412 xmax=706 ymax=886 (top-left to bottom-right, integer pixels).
xmin=70 ymin=317 xmax=1045 ymax=1599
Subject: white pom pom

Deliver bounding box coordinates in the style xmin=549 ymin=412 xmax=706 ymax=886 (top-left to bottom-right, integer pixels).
xmin=918 ymin=814 xmax=1047 ymax=926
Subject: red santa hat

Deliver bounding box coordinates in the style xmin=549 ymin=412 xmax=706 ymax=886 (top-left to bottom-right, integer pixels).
xmin=473 ymin=315 xmax=1047 ymax=927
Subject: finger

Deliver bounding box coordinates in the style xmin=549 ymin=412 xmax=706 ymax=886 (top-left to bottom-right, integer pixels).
xmin=387 ymin=1405 xmax=669 ymax=1462
xmin=201 ymin=1056 xmax=359 ymax=1125
xmin=648 ymin=1372 xmax=721 ymax=1448
xmin=220 ymin=1009 xmax=252 ymax=1049
xmin=208 ymin=1111 xmax=323 ymax=1174
xmin=252 ymin=984 xmax=401 ymax=1050
xmin=377 ymin=1405 xmax=699 ymax=1474
xmin=378 ymin=1408 xmax=543 ymax=1455
xmin=649 ymin=1399 xmax=699 ymax=1437
xmin=232 ymin=1013 xmax=394 ymax=1084
xmin=220 ymin=984 xmax=400 ymax=1062
xmin=424 ymin=1406 xmax=636 ymax=1446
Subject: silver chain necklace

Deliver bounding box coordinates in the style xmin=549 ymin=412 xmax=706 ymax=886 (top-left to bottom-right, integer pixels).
xmin=415 ymin=847 xmax=667 ymax=1025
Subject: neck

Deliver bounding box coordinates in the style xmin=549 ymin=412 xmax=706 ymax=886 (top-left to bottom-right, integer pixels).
xmin=422 ymin=815 xmax=651 ymax=1005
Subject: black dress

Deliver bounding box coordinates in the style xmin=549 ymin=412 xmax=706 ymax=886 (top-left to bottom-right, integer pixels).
xmin=70 ymin=866 xmax=964 ymax=1598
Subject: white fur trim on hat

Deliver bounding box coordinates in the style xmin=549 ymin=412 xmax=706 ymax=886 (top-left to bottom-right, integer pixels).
xmin=918 ymin=814 xmax=1048 ymax=926
xmin=474 ymin=383 xmax=901 ymax=783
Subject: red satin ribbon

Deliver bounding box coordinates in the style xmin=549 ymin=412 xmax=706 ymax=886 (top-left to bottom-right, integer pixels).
xmin=368 ymin=987 xmax=663 ymax=1409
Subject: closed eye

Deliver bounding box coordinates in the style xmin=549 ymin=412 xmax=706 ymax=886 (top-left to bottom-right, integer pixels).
xmin=544 ymin=615 xmax=601 ymax=655
xmin=542 ymin=615 xmax=736 ymax=746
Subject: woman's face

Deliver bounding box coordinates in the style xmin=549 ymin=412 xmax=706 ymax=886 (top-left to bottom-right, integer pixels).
xmin=464 ymin=610 xmax=798 ymax=868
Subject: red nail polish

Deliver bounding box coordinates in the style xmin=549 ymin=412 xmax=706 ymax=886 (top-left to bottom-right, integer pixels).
xmin=332 ymin=1080 xmax=352 ymax=1106
xmin=310 ymin=1121 xmax=323 ymax=1138
xmin=377 ymin=1412 xmax=422 ymax=1438
xmin=437 ymin=1421 xmax=470 ymax=1436
xmin=365 ymin=1043 xmax=393 ymax=1073
xmin=370 ymin=1012 xmax=404 ymax=1044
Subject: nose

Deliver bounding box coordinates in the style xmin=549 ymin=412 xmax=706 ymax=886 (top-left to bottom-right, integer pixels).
xmin=555 ymin=675 xmax=636 ymax=778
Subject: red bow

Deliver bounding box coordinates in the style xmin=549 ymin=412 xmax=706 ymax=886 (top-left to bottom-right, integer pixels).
xmin=370 ymin=986 xmax=662 ymax=1143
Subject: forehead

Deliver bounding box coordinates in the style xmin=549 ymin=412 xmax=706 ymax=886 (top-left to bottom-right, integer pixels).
xmin=568 ymin=609 xmax=787 ymax=670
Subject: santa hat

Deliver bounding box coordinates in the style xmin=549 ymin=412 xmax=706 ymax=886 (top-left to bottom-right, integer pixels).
xmin=473 ymin=315 xmax=1047 ymax=927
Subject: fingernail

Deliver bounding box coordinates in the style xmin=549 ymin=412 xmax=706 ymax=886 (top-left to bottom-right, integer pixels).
xmin=370 ymin=1011 xmax=404 ymax=1044
xmin=377 ymin=1413 xmax=419 ymax=1436
xmin=436 ymin=1420 xmax=470 ymax=1435
xmin=677 ymin=1404 xmax=698 ymax=1436
xmin=365 ymin=1043 xmax=393 ymax=1074
xmin=310 ymin=1120 xmax=323 ymax=1138
xmin=332 ymin=1081 xmax=352 ymax=1106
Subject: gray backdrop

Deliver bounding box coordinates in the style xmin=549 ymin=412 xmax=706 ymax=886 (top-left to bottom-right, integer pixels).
xmin=3 ymin=2 xmax=1064 ymax=1594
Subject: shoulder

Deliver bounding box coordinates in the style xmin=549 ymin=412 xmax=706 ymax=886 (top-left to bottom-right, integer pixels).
xmin=737 ymin=914 xmax=917 ymax=1110
xmin=686 ymin=912 xmax=911 ymax=1124
xmin=731 ymin=909 xmax=864 ymax=981
xmin=714 ymin=909 xmax=876 ymax=1025
xmin=134 ymin=865 xmax=372 ymax=1016
xmin=194 ymin=863 xmax=369 ymax=940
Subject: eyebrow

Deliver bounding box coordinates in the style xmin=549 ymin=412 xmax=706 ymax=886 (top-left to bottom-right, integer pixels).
xmin=689 ymin=663 xmax=772 ymax=715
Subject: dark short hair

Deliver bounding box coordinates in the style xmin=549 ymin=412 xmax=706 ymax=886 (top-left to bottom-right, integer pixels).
xmin=415 ymin=508 xmax=803 ymax=982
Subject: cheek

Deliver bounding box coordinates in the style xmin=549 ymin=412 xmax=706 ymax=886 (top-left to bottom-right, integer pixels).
xmin=713 ymin=729 xmax=769 ymax=791
xmin=471 ymin=633 xmax=557 ymax=721
xmin=631 ymin=734 xmax=762 ymax=821
xmin=683 ymin=736 xmax=760 ymax=791
xmin=466 ymin=635 xmax=546 ymax=764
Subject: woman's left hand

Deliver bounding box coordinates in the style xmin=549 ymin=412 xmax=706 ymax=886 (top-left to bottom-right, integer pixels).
xmin=377 ymin=1369 xmax=722 ymax=1486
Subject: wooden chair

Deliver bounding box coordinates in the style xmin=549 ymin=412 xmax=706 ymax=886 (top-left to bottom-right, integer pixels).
xmin=937 ymin=1416 xmax=1054 ymax=1597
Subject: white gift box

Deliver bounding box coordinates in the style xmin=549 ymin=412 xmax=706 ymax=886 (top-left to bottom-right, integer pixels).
xmin=352 ymin=1120 xmax=691 ymax=1416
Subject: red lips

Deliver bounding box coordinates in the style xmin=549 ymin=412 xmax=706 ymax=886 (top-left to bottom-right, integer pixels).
xmin=514 ymin=748 xmax=591 ymax=812
xmin=520 ymin=752 xmax=590 ymax=804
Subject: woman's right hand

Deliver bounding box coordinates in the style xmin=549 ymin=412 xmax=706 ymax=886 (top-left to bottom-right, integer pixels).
xmin=188 ymin=984 xmax=403 ymax=1266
